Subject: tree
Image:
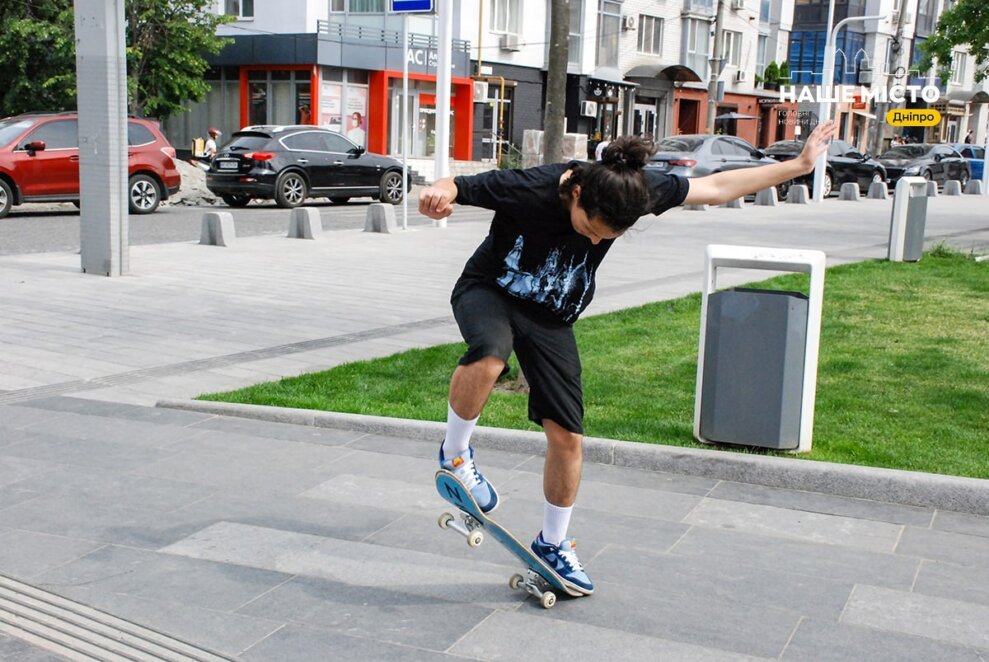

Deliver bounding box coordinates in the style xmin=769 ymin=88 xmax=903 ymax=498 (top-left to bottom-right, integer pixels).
xmin=0 ymin=1 xmax=232 ymax=120
xmin=919 ymin=0 xmax=989 ymax=84
xmin=542 ymin=0 xmax=570 ymax=164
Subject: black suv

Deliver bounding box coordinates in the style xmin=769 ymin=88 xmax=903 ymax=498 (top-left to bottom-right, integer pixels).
xmin=205 ymin=125 xmax=407 ymax=208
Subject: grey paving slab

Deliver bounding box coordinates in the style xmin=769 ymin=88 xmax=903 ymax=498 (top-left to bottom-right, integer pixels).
xmin=240 ymin=624 xmax=459 ymax=661
xmin=896 ymin=525 xmax=989 ymax=566
xmin=0 ymin=485 xmax=40 ymax=513
xmin=841 ymin=584 xmax=989 ymax=650
xmin=450 ymin=610 xmax=772 ymax=661
xmin=671 ymin=527 xmax=920 ymax=590
xmin=781 ymin=618 xmax=989 ymax=662
xmin=5 ymin=413 xmax=206 ymax=451
xmin=707 ymin=480 xmax=936 ymax=527
xmin=345 ymin=433 xmax=536 ymax=472
xmin=932 ymin=509 xmax=989 ymax=538
xmin=683 ymin=497 xmax=904 ymax=553
xmin=0 ymin=455 xmax=50 ymax=489
xmin=913 ymin=559 xmax=989 ymax=607
xmin=0 ymin=405 xmax=69 ymax=432
xmin=0 ymin=530 xmax=104 ymax=581
xmin=1 ymin=429 xmax=182 ymax=471
xmin=17 ymin=396 xmax=214 ymax=426
xmin=236 ymin=575 xmax=494 ymax=652
xmin=0 ymin=633 xmax=68 ymax=661
xmin=35 ymin=544 xmax=292 ymax=613
xmin=187 ymin=414 xmax=364 ymax=446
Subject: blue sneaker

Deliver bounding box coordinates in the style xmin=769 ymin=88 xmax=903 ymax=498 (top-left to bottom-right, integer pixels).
xmin=531 ymin=532 xmax=594 ymax=593
xmin=439 ymin=446 xmax=499 ymax=513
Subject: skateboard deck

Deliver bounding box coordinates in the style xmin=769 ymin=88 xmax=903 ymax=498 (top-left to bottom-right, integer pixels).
xmin=435 ymin=469 xmax=588 ymax=608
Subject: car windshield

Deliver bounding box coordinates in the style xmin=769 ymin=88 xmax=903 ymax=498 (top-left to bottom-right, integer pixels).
xmin=223 ymin=135 xmax=270 ymax=152
xmin=0 ymin=118 xmax=37 ymax=148
xmin=655 ymin=137 xmax=704 ymax=153
xmin=880 ymin=146 xmax=926 ymax=159
xmin=765 ymin=142 xmax=801 ymax=154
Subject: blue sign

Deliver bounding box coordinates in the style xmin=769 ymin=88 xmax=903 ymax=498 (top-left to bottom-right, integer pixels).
xmin=391 ymin=0 xmax=433 ymax=11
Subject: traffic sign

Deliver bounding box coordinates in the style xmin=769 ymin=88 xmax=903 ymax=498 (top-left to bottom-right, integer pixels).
xmin=391 ymin=0 xmax=433 ymax=11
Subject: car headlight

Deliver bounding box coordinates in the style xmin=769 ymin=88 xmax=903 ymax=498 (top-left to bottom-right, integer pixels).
xmin=903 ymin=166 xmax=920 ymax=175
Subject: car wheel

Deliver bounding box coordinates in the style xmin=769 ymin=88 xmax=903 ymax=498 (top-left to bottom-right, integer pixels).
xmin=922 ymin=169 xmax=933 ymax=182
xmin=822 ymin=171 xmax=833 ymax=197
xmin=275 ymin=171 xmax=307 ymax=208
xmin=776 ymin=180 xmax=791 ymax=200
xmin=329 ymin=196 xmax=350 ymax=205
xmin=129 ymin=174 xmax=161 ymax=214
xmin=0 ymin=179 xmax=12 ymax=219
xmin=221 ymin=194 xmax=252 ymax=208
xmin=379 ymin=171 xmax=404 ymax=205
xmin=959 ymin=170 xmax=970 ymax=188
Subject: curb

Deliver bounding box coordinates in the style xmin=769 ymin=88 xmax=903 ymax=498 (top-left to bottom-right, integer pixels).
xmin=157 ymin=399 xmax=989 ymax=516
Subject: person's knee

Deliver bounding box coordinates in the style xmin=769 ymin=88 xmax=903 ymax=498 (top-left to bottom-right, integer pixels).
xmin=465 ymin=355 xmax=506 ymax=379
xmin=544 ymin=419 xmax=582 ymax=453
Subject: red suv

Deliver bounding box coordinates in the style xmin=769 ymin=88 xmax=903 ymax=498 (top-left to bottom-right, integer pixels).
xmin=0 ymin=112 xmax=181 ymax=218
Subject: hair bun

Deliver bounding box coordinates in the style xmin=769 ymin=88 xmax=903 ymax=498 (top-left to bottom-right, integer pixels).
xmin=600 ymin=136 xmax=654 ymax=170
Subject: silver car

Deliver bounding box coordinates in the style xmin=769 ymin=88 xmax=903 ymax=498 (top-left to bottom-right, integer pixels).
xmin=645 ymin=134 xmax=779 ymax=179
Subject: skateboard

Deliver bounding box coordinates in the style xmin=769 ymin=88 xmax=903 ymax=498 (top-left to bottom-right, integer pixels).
xmin=435 ymin=469 xmax=589 ymax=609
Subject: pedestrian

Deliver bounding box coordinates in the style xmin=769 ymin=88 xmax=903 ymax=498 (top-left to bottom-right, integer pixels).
xmin=419 ymin=120 xmax=837 ymax=593
xmin=964 ymin=129 xmax=973 ymax=144
xmin=203 ymin=127 xmax=221 ymax=159
xmin=298 ymin=104 xmax=312 ymax=125
xmin=347 ymin=112 xmax=366 ymax=145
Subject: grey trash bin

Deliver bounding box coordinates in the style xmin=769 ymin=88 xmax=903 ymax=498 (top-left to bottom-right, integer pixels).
xmin=698 ymin=288 xmax=809 ymax=450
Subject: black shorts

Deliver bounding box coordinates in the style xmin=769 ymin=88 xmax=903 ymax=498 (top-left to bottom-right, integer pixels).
xmin=452 ymin=284 xmax=583 ymax=434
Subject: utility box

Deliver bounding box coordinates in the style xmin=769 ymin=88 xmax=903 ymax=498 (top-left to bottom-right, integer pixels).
xmin=699 ymin=289 xmax=809 ymax=449
xmin=888 ymin=176 xmax=928 ymax=262
xmin=694 ymin=245 xmax=826 ymax=453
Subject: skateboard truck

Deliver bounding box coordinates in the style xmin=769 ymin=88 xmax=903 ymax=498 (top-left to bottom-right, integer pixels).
xmin=438 ymin=510 xmax=484 ymax=548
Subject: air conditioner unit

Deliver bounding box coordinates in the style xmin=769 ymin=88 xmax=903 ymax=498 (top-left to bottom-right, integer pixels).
xmin=500 ymin=33 xmax=521 ymax=52
xmin=621 ymin=14 xmax=637 ymax=30
xmin=580 ymin=100 xmax=598 ymax=117
xmin=730 ymin=0 xmax=745 ymax=10
xmin=734 ymin=70 xmax=748 ymax=83
xmin=472 ymin=80 xmax=489 ymax=103
xmin=892 ymin=11 xmax=913 ymax=26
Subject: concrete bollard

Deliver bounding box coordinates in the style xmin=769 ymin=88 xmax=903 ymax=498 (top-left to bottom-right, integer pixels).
xmin=943 ymin=179 xmax=962 ymax=196
xmin=964 ymin=179 xmax=984 ymax=195
xmin=926 ymin=181 xmax=939 ymax=197
xmin=684 ymin=204 xmax=708 ymax=211
xmin=200 ymin=211 xmax=235 ymax=246
xmin=786 ymin=184 xmax=810 ymax=204
xmin=839 ymin=182 xmax=860 ymax=201
xmin=719 ymin=198 xmax=744 ymax=209
xmin=288 ymin=207 xmax=322 ymax=239
xmin=364 ymin=202 xmax=397 ymax=233
xmin=867 ymin=181 xmax=889 ymax=200
xmin=754 ymin=188 xmax=778 ymax=206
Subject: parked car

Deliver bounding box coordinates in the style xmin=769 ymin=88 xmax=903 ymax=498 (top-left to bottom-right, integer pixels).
xmin=0 ymin=112 xmax=181 ymax=219
xmin=876 ymin=143 xmax=971 ymax=189
xmin=950 ymin=143 xmax=985 ymax=181
xmin=206 ymin=125 xmax=408 ymax=208
xmin=765 ymin=139 xmax=886 ymax=197
xmin=644 ymin=135 xmax=780 ymax=186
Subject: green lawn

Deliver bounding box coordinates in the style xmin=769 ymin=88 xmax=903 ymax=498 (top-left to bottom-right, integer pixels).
xmin=201 ymin=248 xmax=989 ymax=479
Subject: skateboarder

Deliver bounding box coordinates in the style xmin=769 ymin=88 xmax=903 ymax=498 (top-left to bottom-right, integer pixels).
xmin=419 ymin=120 xmax=837 ymax=593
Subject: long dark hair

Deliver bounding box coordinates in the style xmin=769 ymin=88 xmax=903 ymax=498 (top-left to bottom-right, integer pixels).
xmin=560 ymin=135 xmax=656 ymax=232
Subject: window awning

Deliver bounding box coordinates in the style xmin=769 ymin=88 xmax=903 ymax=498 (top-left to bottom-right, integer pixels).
xmin=624 ymin=64 xmax=703 ymax=83
xmin=945 ymin=89 xmax=989 ymax=104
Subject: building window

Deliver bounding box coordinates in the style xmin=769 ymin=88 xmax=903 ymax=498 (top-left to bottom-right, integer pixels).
xmin=348 ymin=0 xmax=385 ymax=11
xmin=596 ymin=0 xmax=622 ymax=68
xmin=491 ymin=0 xmax=521 ymax=34
xmin=950 ymin=51 xmax=966 ymax=84
xmin=756 ymin=34 xmax=768 ymax=76
xmin=683 ymin=17 xmax=711 ymax=79
xmin=722 ymin=30 xmax=742 ymax=66
xmin=224 ymin=0 xmax=254 ymax=19
xmin=637 ymin=15 xmax=663 ymax=55
xmin=569 ymin=0 xmax=583 ymax=65
xmin=759 ymin=0 xmax=771 ymax=22
xmin=789 ymin=30 xmax=864 ymax=85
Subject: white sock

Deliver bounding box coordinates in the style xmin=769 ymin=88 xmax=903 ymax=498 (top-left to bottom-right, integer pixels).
xmin=441 ymin=403 xmax=477 ymax=459
xmin=542 ymin=501 xmax=574 ymax=546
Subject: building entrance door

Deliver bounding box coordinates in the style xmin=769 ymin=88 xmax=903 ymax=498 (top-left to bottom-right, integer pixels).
xmin=633 ymin=103 xmax=657 ymax=138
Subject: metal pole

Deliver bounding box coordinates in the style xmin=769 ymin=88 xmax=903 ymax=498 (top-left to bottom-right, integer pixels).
xmin=983 ymin=122 xmax=989 ymax=195
xmin=812 ymin=0 xmax=838 ymax=203
xmin=402 ymin=14 xmax=409 ymax=230
xmin=706 ymin=0 xmax=726 ymax=134
xmin=434 ymin=0 xmax=453 ymax=182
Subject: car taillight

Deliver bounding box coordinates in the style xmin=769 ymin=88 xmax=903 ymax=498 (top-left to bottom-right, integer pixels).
xmin=244 ymin=152 xmax=275 ymax=161
xmin=668 ymin=159 xmax=697 ymax=167
xmin=160 ymin=146 xmax=176 ymax=159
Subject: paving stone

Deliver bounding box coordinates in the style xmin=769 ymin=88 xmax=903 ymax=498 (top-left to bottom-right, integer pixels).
xmin=0 ymin=405 xmax=69 ymax=432
xmin=0 ymin=530 xmax=104 ymax=581
xmin=931 ymin=509 xmax=989 ymax=538
xmin=683 ymin=498 xmax=904 ymax=553
xmin=237 ymin=575 xmax=494 ymax=651
xmin=451 ymin=610 xmax=772 ymax=661
xmin=896 ymin=525 xmax=989 ymax=566
xmin=240 ymin=624 xmax=457 ymax=661
xmin=578 ymin=461 xmax=719 ymax=497
xmin=0 ymin=455 xmax=50 ymax=489
xmin=671 ymin=527 xmax=919 ymax=590
xmin=913 ymin=559 xmax=989 ymax=607
xmin=781 ymin=618 xmax=987 ymax=661
xmin=7 ymin=412 xmax=207 ymax=449
xmin=188 ymin=415 xmax=363 ymax=446
xmin=841 ymin=584 xmax=989 ymax=650
xmin=708 ymin=480 xmax=935 ymax=527
xmin=0 ymin=633 xmax=68 ymax=661
xmin=17 ymin=396 xmax=213 ymax=426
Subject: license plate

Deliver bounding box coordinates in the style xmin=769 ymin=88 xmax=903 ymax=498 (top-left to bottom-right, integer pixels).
xmin=217 ymin=160 xmax=238 ymax=171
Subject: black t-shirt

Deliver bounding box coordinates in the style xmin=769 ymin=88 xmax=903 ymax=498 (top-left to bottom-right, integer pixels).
xmin=452 ymin=162 xmax=688 ymax=324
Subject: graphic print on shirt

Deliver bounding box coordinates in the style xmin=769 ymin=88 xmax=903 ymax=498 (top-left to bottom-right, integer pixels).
xmin=496 ymin=235 xmax=592 ymax=322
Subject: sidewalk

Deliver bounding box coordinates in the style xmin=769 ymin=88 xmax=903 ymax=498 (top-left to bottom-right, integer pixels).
xmin=1 ymin=196 xmax=989 ymax=660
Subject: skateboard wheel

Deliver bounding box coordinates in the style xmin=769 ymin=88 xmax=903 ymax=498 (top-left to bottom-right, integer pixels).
xmin=467 ymin=530 xmax=484 ymax=548
xmin=540 ymin=591 xmax=557 ymax=609
xmin=438 ymin=512 xmax=454 ymax=529
xmin=509 ymin=573 xmax=524 ymax=590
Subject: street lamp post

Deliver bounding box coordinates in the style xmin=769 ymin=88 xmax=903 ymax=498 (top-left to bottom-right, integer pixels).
xmin=812 ymin=10 xmax=888 ymax=202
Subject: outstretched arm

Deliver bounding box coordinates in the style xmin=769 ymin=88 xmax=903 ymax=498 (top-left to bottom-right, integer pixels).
xmin=419 ymin=177 xmax=459 ymax=220
xmin=683 ymin=120 xmax=837 ymax=205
